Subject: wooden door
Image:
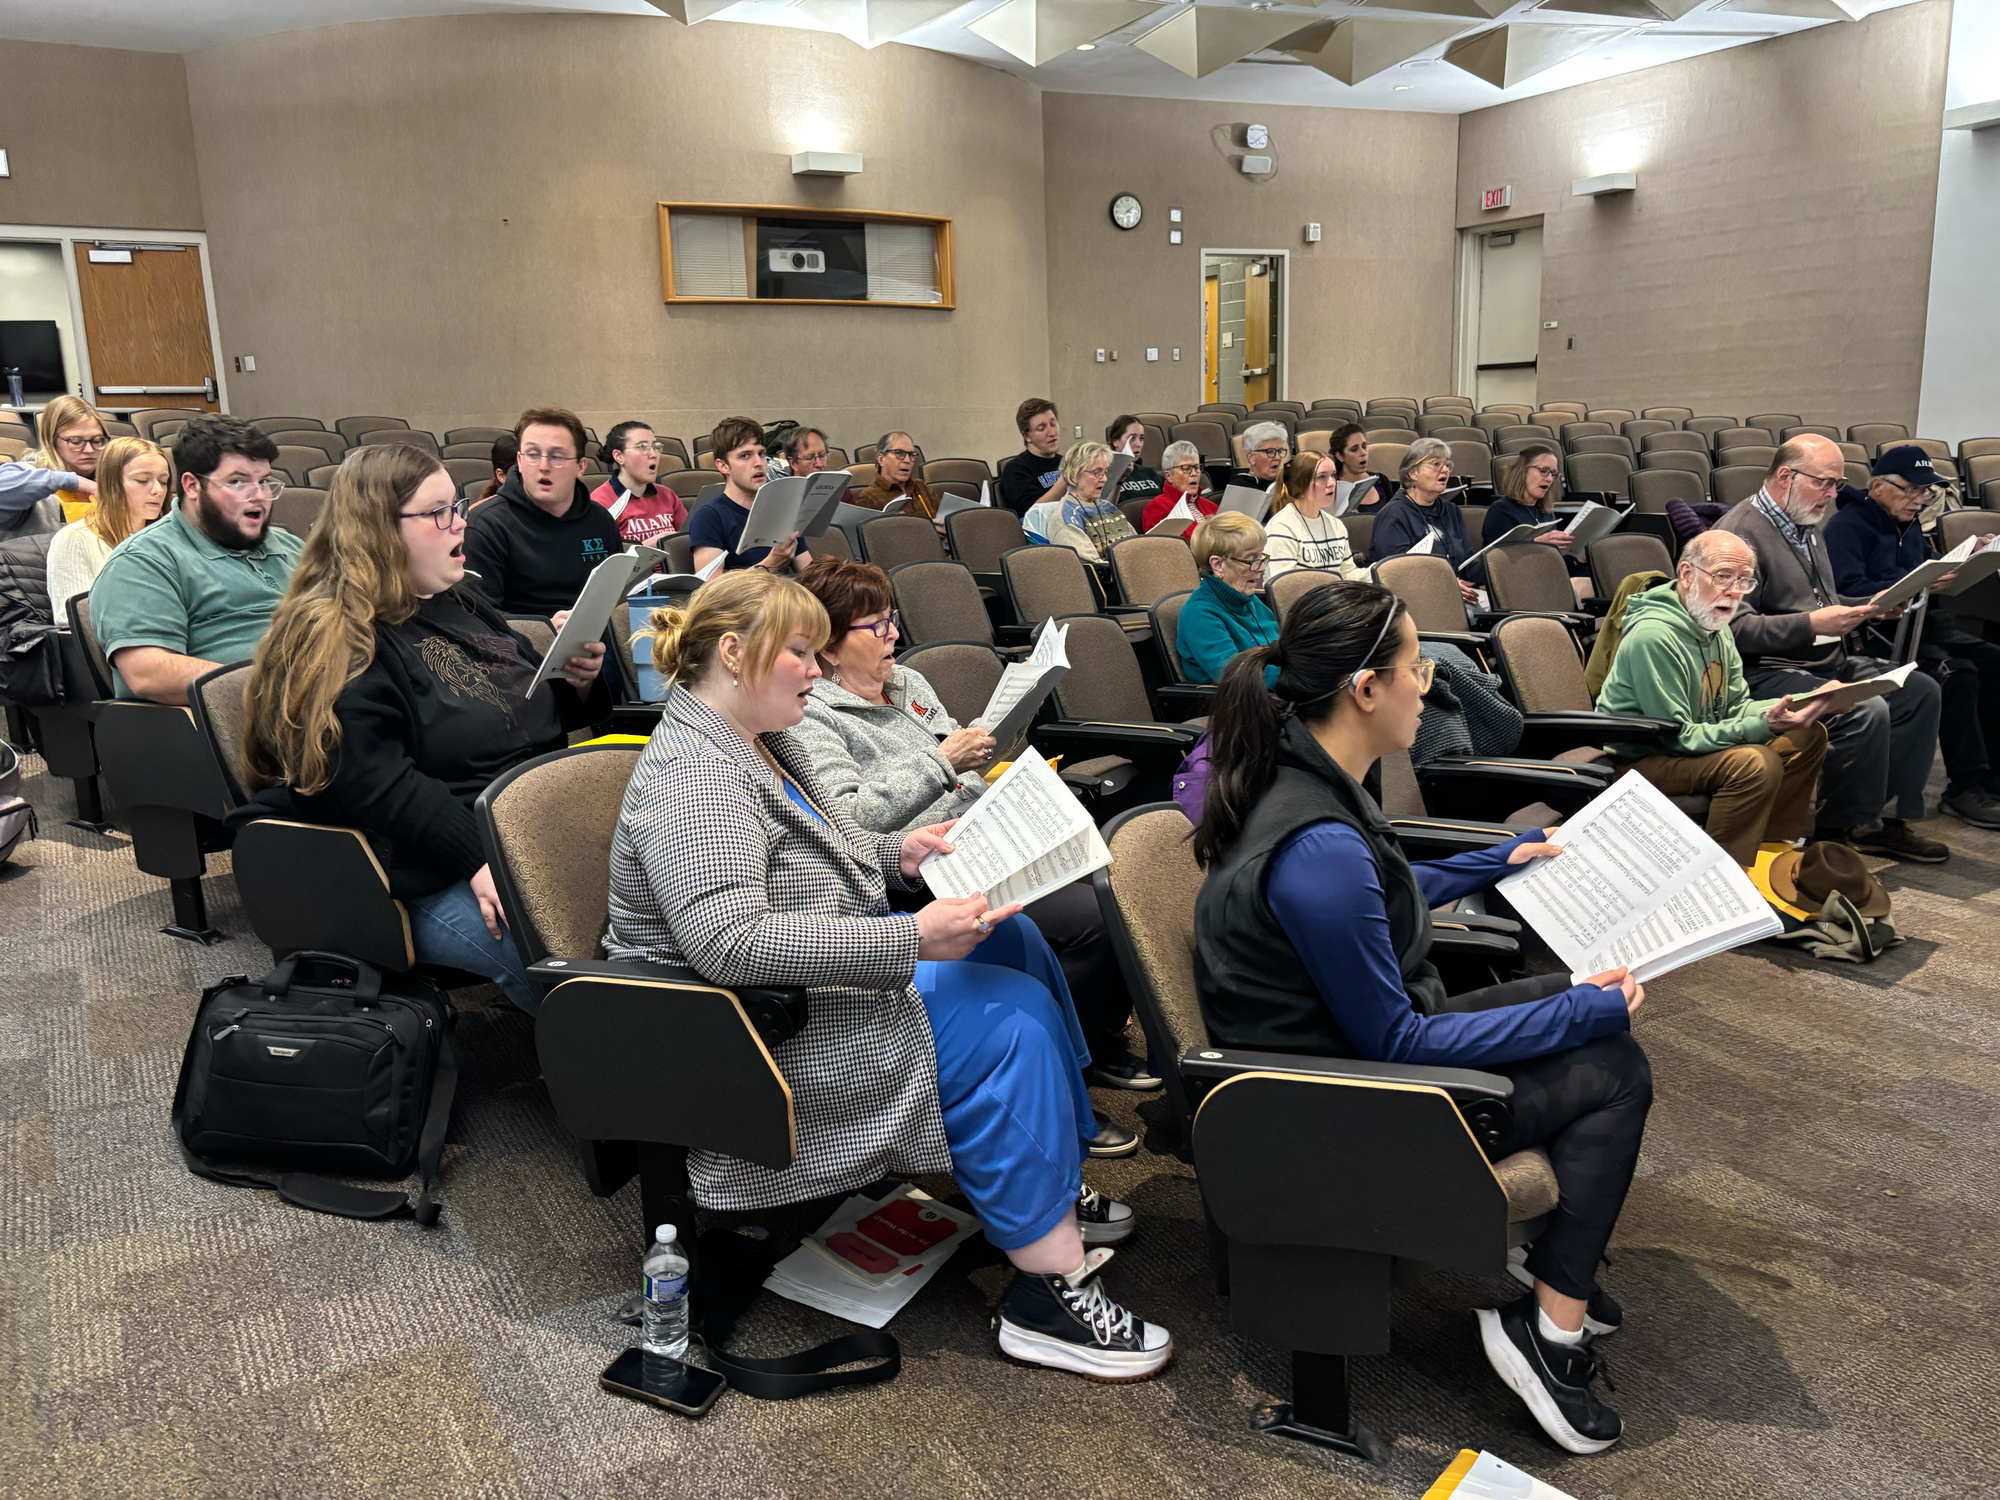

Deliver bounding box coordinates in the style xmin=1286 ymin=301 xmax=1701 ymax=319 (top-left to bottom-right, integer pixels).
xmin=1203 ymin=274 xmax=1220 ymax=406
xmin=74 ymin=245 xmax=218 ymax=412
xmin=1474 ymin=227 xmax=1542 ymax=412
xmin=1242 ymin=264 xmax=1272 ymax=407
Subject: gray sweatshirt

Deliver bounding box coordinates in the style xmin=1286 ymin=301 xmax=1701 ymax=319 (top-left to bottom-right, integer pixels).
xmin=795 ymin=666 xmax=988 ymax=834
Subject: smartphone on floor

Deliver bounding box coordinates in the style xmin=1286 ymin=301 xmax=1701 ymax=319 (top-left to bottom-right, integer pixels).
xmin=600 ymin=1349 xmax=726 ymax=1418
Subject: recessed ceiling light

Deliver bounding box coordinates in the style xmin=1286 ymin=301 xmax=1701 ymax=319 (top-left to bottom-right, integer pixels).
xmin=1394 ymin=84 xmax=1412 ymax=91
xmin=1075 ymin=42 xmax=1095 ymax=49
xmin=1639 ymin=19 xmax=1661 ymax=25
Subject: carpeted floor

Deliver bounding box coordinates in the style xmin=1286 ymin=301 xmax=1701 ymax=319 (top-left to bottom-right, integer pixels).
xmin=4 ymin=744 xmax=1998 ymax=1500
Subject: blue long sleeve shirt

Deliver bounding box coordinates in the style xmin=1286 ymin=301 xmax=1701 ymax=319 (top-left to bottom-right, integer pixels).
xmin=0 ymin=461 xmax=74 ymax=527
xmin=1371 ymin=493 xmax=1480 ymax=582
xmin=1822 ymin=492 xmax=1929 ymax=597
xmin=1266 ymin=821 xmax=1631 ymax=1067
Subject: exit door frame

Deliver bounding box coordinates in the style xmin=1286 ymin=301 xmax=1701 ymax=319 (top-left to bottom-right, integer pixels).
xmin=0 ymin=223 xmax=229 ymax=413
xmin=1199 ymin=247 xmax=1290 ymax=406
xmin=1452 ymin=219 xmax=1542 ymax=405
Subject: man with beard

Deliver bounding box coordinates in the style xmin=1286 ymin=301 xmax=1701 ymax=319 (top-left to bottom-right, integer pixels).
xmin=1596 ymin=530 xmax=1831 ymax=867
xmin=88 ymin=414 xmax=301 ymax=704
xmin=1719 ymin=434 xmax=1948 ymax=862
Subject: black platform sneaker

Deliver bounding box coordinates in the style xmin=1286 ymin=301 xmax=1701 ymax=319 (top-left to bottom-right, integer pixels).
xmin=1507 ymin=1247 xmax=1622 ymax=1336
xmin=995 ymin=1248 xmax=1172 ymax=1383
xmin=1076 ymin=1184 xmax=1135 ymax=1247
xmin=1477 ymin=1294 xmax=1621 ymax=1454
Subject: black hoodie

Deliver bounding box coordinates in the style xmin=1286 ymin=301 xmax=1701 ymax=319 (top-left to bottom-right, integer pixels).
xmin=463 ymin=471 xmax=625 ymax=617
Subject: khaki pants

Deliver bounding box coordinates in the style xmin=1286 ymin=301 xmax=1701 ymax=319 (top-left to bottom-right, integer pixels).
xmin=1619 ymin=725 xmax=1829 ymax=867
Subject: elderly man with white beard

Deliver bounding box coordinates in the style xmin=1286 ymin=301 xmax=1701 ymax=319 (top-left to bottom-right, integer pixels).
xmin=1597 ymin=530 xmax=1832 ymax=867
xmin=1717 ymin=434 xmax=1948 ymax=863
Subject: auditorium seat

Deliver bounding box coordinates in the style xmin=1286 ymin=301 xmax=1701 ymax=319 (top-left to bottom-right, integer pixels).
xmin=1835 ymin=442 xmax=1868 ymax=464
xmin=1091 ymin=801 xmax=1551 ymax=1461
xmin=1716 ymin=445 xmax=1776 ymax=472
xmin=1640 ymin=406 xmax=1693 ymax=424
xmin=129 ymin=408 xmax=194 ymax=442
xmin=1888 ymin=437 xmax=1953 ymax=463
xmin=1309 ymin=398 xmax=1361 ymax=412
xmin=1845 ymin=423 xmax=1907 ymax=449
xmin=1983 ymin=479 xmax=2000 ymax=512
xmin=1483 ymin=545 xmax=1596 ymax=635
xmin=476 ymin=742 xmax=801 ymax=1241
xmin=1747 ymin=414 xmax=1800 ymax=441
xmin=1709 ymin=465 xmax=1765 ymax=506
xmin=1631 ymin=467 xmax=1706 ymax=516
xmin=1684 ymin=416 xmax=1739 ymax=444
xmin=1539 ymin=402 xmax=1587 ymax=418
xmin=1265 ymin=567 xmax=1343 ymax=624
xmin=1623 ymin=419 xmax=1673 ymax=444
xmin=1001 ymin=544 xmax=1148 ymax=641
xmin=1431 ymin=425 xmax=1485 ymax=447
xmin=440 ymin=442 xmax=493 ymax=460
xmin=661 ymin=469 xmax=709 ymax=500
xmin=1030 ymin=615 xmax=1200 ymax=799
xmin=1361 ymin=417 xmax=1419 ymax=439
xmin=1481 ymin=404 xmax=1532 ymax=420
xmin=1416 ymin=414 xmax=1464 ymax=437
xmin=1254 ymin=401 xmax=1307 ymax=417
xmin=1345 ymin=513 xmax=1375 ymax=563
xmin=1172 ymin=422 xmax=1232 ymax=465
xmin=1641 ymin=429 xmax=1707 ymax=455
xmin=1236 ymin=412 xmax=1297 ymax=439
xmin=354 ymin=429 xmax=441 ymax=456
xmin=1779 ymin=424 xmax=1839 ymax=443
xmin=1845 ymin=462 xmax=1872 ymax=489
xmin=1710 ymin=426 xmax=1769 ymax=455
xmin=1472 ymin=413 xmax=1515 ymax=437
xmin=923 ymin=458 xmax=990 ymax=487
xmin=1494 ymin=424 xmax=1555 ymax=446
xmin=1107 ymin=535 xmax=1198 ymax=612
xmin=1366 ymin=442 xmax=1408 ymax=485
xmin=1144 ymin=591 xmax=1217 ymax=720
xmin=335 ymin=415 xmax=408 ymax=442
xmin=1588 ymin=533 xmax=1674 ymax=598
xmin=858 ymin=515 xmax=945 ymax=569
xmin=1423 ymin=396 xmax=1475 ymax=413
xmin=271 ymin=488 xmax=327 ymax=537
xmin=1570 ymin=434 xmax=1635 ymax=461
xmin=1488 ymin=613 xmax=1674 ymax=760
xmin=1956 ymin=438 xmax=1999 ymax=462
xmin=1497 ymin=436 xmax=1551 ymax=456
xmin=269 ymin=446 xmax=324 ymax=486
xmin=443 ymin=426 xmax=511 ymax=447
xmin=0 ymin=435 xmax=27 ymax=461
xmin=1296 ymin=413 xmax=1347 ymax=433
xmin=307 ymin=463 xmax=343 ymax=489
xmin=1643 ymin=447 xmax=1712 ymax=482
xmin=268 ymin=429 xmax=346 ymax=465
xmin=1297 ymin=431 xmax=1333 ymax=456
xmin=441 ymin=457 xmax=492 ymax=491
xmin=1965 ymin=455 xmax=2000 ymax=490
xmin=1196 ymin=403 xmax=1249 ymax=420
xmin=945 ymin=507 xmax=1027 ymax=594
xmin=1372 ymin=555 xmax=1493 ymax=651
xmin=890 ymin=560 xmax=1021 ymax=652
xmin=1586 ymin=408 xmax=1635 ymax=426
xmin=250 ymin=416 xmax=327 ymax=435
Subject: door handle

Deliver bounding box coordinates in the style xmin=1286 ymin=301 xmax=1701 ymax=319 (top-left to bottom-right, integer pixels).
xmin=203 ymin=376 xmax=218 ymax=402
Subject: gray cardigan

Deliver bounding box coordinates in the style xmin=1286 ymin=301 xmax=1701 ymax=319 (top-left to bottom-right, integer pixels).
xmin=604 ymin=688 xmax=950 ymax=1210
xmin=1716 ymin=492 xmax=1869 ymax=677
xmin=795 ymin=667 xmax=987 ymax=834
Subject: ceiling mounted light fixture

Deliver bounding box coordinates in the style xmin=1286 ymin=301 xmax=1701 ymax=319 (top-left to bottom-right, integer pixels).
xmin=1076 ymin=41 xmax=1096 ymax=48
xmin=967 ymin=0 xmax=1166 ymax=67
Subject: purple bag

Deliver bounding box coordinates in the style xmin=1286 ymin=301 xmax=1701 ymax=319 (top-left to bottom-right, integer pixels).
xmin=1172 ymin=737 xmax=1211 ymax=823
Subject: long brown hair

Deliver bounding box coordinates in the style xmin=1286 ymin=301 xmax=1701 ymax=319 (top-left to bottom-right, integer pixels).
xmin=1270 ymin=452 xmax=1330 ymax=515
xmin=243 ymin=445 xmax=441 ymax=794
xmin=1192 ymin=581 xmax=1403 ymax=868
xmin=87 ymin=437 xmax=167 ymax=549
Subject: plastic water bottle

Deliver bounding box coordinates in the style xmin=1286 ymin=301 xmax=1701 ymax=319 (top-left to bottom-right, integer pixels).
xmin=642 ymin=1223 xmax=690 ymax=1359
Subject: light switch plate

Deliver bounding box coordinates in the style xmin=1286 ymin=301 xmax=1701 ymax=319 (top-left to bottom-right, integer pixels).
xmin=241 ymin=354 xmax=256 ymax=371
xmin=1172 ymin=349 xmax=1181 ymax=361
xmin=1095 ymin=349 xmax=1106 ymax=363
xmin=1169 ymin=208 xmax=1181 ymax=223
xmin=1222 ymin=331 xmax=1233 ymax=348
xmin=1146 ymin=348 xmax=1158 ymax=361
xmin=1169 ymin=230 xmax=1182 ymax=245
xmin=0 ymin=150 xmax=10 ymax=178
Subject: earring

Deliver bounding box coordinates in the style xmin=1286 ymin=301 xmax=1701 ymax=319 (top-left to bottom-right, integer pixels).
xmin=732 ymin=675 xmax=740 ymax=690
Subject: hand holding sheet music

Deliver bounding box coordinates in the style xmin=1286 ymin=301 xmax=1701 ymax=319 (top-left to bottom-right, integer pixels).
xmin=1459 ymin=521 xmax=1562 ymax=576
xmin=1146 ymin=496 xmax=1197 ymax=535
xmin=1781 ymin=661 xmax=1917 ymax=716
xmin=971 ymin=621 xmax=1070 ymax=759
xmin=919 ymin=748 xmax=1110 ymax=911
xmin=1496 ymin=773 xmax=1780 ymax=983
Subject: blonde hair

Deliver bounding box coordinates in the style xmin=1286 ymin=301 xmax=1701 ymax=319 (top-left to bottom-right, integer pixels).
xmin=243 ymin=445 xmax=443 ymax=795
xmin=639 ymin=569 xmax=830 ymax=690
xmin=1271 ymin=452 xmax=1332 ymax=516
xmin=1190 ymin=511 xmax=1266 ymax=576
xmin=1059 ymin=440 xmax=1114 ymax=488
xmin=87 ymin=437 xmax=168 ymax=549
xmin=34 ymin=396 xmax=106 ymax=473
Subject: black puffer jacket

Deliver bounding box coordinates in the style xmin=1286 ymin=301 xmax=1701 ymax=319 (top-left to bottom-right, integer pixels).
xmin=0 ymin=532 xmax=59 ymax=705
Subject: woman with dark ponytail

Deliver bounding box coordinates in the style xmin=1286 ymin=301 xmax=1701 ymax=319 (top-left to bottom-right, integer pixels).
xmin=1192 ymin=579 xmax=1655 ymax=1459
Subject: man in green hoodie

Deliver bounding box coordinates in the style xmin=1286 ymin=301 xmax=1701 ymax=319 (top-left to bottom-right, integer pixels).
xmin=1597 ymin=530 xmax=1833 ymax=867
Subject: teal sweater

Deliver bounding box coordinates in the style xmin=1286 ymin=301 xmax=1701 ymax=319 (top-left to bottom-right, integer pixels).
xmin=1178 ymin=573 xmax=1279 ymax=686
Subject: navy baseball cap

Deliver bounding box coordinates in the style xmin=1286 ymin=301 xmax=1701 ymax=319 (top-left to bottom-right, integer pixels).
xmin=1872 ymin=445 xmax=1939 ymax=488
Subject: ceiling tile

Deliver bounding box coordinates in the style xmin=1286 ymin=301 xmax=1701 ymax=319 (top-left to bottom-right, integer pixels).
xmin=1353 ymin=0 xmax=1510 ymax=20
xmin=1443 ymin=20 xmax=1629 ymax=87
xmin=1134 ymin=2 xmax=1318 ymax=79
xmin=793 ymin=0 xmax=971 ymax=47
xmin=1716 ymin=0 xmax=1868 ymax=19
xmin=965 ymin=0 xmax=1166 ymax=67
xmin=1286 ymin=15 xmax=1473 ymax=84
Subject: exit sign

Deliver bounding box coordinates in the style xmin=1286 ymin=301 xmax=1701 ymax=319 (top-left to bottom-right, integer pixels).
xmin=1482 ymin=186 xmax=1512 ymax=211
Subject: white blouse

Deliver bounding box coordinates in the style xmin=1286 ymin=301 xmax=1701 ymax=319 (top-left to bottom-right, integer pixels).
xmin=45 ymin=519 xmax=114 ymax=626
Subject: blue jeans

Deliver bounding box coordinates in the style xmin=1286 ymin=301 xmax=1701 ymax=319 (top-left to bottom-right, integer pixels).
xmin=916 ymin=914 xmax=1097 ymax=1251
xmin=407 ymin=880 xmax=536 ymax=1014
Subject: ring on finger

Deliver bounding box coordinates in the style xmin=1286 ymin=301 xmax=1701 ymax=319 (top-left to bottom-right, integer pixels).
xmin=975 ymin=919 xmax=990 ymax=934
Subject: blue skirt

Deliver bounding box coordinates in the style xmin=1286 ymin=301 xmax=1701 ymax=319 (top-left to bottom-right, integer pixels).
xmin=917 ymin=914 xmax=1097 ymax=1251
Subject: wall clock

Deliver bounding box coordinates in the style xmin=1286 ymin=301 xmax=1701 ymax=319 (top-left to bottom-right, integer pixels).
xmin=1110 ymin=194 xmax=1142 ymax=230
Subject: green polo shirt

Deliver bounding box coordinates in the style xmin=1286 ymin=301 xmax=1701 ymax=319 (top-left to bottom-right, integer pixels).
xmin=89 ymin=503 xmax=304 ymax=698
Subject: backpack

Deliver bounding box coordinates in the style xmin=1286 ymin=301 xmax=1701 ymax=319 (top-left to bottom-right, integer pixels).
xmin=172 ymin=951 xmax=458 ymax=1223
xmin=0 ymin=741 xmax=36 ymax=865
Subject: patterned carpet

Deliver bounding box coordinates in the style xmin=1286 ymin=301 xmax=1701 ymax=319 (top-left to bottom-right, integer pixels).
xmin=3 ymin=744 xmax=1997 ymax=1499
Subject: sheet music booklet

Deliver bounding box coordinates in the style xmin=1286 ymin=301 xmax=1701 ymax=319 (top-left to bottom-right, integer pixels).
xmin=1496 ymin=772 xmax=1781 ymax=984
xmin=1780 ymin=660 xmax=1918 ymax=715
xmin=1561 ymin=499 xmax=1625 ymax=551
xmin=970 ymin=619 xmax=1070 ymax=756
xmin=627 ymin=549 xmax=724 ymax=599
xmin=919 ymin=746 xmax=1110 ymax=911
xmin=1458 ymin=520 xmax=1562 ymax=576
xmin=527 ymin=546 xmax=668 ymax=694
xmin=1146 ymin=496 xmax=1198 ymax=535
xmin=1220 ymin=484 xmax=1272 ymax=523
xmin=740 ymin=471 xmax=853 ymax=552
xmin=1941 ymin=530 xmax=2000 ymax=595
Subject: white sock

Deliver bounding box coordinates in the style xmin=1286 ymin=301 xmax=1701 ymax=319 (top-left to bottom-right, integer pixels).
xmin=1537 ymin=1306 xmax=1585 ymax=1346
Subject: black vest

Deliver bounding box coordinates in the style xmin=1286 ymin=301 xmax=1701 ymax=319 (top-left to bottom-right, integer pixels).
xmin=1194 ymin=718 xmax=1446 ymax=1057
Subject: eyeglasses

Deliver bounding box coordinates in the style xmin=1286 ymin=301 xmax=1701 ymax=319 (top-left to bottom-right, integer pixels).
xmin=206 ymin=474 xmax=285 ymax=500
xmin=880 ymin=448 xmax=917 ymax=461
xmin=1787 ymin=469 xmax=1843 ymax=491
xmin=1253 ymin=446 xmax=1289 ymax=458
xmin=847 ymin=610 xmax=902 ymax=640
xmin=1690 ymin=563 xmax=1757 ymax=593
xmin=1225 ymin=553 xmax=1270 ymax=570
xmin=57 ymin=434 xmax=109 ymax=451
xmin=520 ymin=447 xmax=578 ymax=467
xmin=1393 ymin=657 xmax=1438 ymax=692
xmin=618 ymin=442 xmax=660 ymax=456
xmin=1526 ymin=465 xmax=1560 ymax=480
xmin=1168 ymin=461 xmax=1202 ymax=474
xmin=399 ymin=496 xmax=471 ymax=530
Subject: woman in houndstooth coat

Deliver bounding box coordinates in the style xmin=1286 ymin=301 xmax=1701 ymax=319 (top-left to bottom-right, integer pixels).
xmin=603 ymin=568 xmax=1172 ymax=1382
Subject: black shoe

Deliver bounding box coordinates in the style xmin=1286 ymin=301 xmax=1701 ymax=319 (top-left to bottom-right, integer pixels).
xmin=1087 ymin=1112 xmax=1137 ymax=1159
xmin=1086 ymin=1053 xmax=1163 ymax=1092
xmin=1506 ymin=1249 xmax=1621 ymax=1336
xmin=1941 ymin=788 xmax=2000 ymax=831
xmin=1850 ymin=819 xmax=1949 ymax=863
xmin=1478 ymin=1295 xmax=1622 ymax=1454
xmin=1075 ymin=1183 xmax=1135 ymax=1246
xmin=995 ymin=1248 xmax=1172 ymax=1382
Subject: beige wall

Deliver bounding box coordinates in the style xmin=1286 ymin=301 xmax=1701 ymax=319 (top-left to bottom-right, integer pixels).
xmin=182 ymin=15 xmax=1048 ymax=458
xmin=1455 ymin=0 xmax=1950 ymax=431
xmin=1042 ymin=93 xmax=1460 ymax=443
xmin=0 ymin=40 xmax=204 ymax=231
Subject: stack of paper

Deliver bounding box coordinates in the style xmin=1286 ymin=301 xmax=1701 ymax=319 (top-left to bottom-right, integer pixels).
xmin=1942 ymin=531 xmax=2000 ymax=594
xmin=1784 ymin=660 xmax=1917 ymax=715
xmin=764 ymin=1186 xmax=980 ymax=1330
xmin=1219 ymin=484 xmax=1272 ymax=523
xmin=1146 ymin=496 xmax=1198 ymax=535
xmin=920 ymin=747 xmax=1111 ymax=910
xmin=739 ymin=471 xmax=853 ymax=552
xmin=1424 ymin=1449 xmax=1578 ymax=1500
xmin=1868 ymin=535 xmax=1974 ymax=611
xmin=1561 ymin=499 xmax=1625 ymax=552
xmin=971 ymin=619 xmax=1069 ymax=755
xmin=1497 ymin=772 xmax=1781 ymax=983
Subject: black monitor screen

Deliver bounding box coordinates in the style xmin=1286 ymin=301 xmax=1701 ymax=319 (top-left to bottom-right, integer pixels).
xmin=0 ymin=321 xmax=64 ymax=393
xmin=755 ymin=218 xmax=867 ymax=302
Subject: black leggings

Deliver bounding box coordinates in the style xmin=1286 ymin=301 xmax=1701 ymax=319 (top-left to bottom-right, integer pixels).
xmin=1444 ymin=973 xmax=1655 ymax=1301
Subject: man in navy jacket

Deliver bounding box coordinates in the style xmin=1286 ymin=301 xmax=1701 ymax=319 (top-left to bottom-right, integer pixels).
xmin=1825 ymin=445 xmax=2000 ymax=829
